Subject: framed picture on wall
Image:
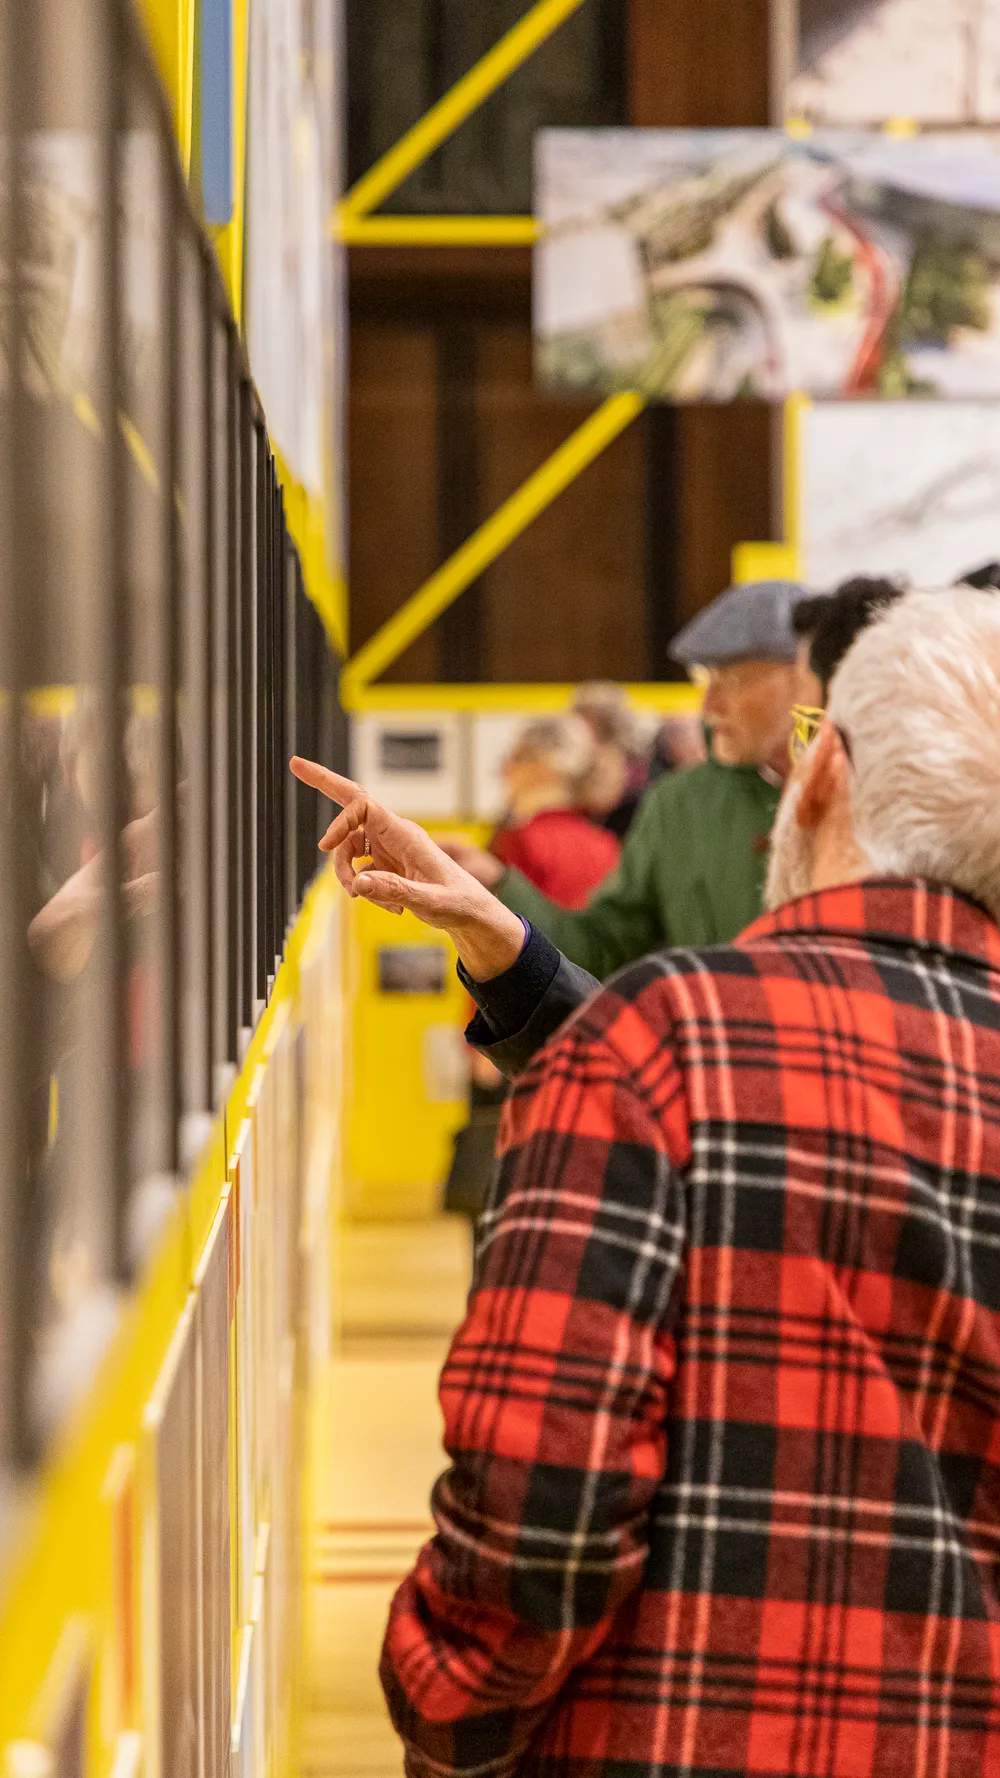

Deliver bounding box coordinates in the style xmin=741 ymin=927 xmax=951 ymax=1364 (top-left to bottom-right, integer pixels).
xmin=144 ymin=1302 xmax=199 ymax=1778
xmin=195 ymin=1196 xmax=232 ymax=1778
xmin=788 ymin=0 xmax=1000 ymax=127
xmin=232 ymin=1114 xmax=258 ymax=1631
xmin=800 ymin=400 xmax=1000 ymax=587
xmin=535 ymin=128 xmax=1000 ymax=403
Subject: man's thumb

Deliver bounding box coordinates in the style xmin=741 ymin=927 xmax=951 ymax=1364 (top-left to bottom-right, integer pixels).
xmin=355 ymin=871 xmax=447 ymax=923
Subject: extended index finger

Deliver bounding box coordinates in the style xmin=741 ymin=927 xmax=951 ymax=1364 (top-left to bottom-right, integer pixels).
xmin=289 ymin=756 xmax=364 ymax=808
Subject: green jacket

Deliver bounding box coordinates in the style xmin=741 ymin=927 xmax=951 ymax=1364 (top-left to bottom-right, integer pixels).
xmin=497 ymin=759 xmax=782 ymax=980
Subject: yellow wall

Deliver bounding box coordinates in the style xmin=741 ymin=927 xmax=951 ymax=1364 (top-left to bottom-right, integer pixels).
xmin=135 ymin=0 xmax=197 ymax=177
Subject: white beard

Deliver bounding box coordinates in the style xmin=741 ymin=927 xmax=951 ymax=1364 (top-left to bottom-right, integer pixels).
xmin=765 ymin=781 xmax=814 ymax=911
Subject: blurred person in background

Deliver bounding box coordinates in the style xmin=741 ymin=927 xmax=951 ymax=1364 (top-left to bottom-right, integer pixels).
xmin=489 ymin=714 xmax=620 ymax=910
xmin=446 ymin=713 xmax=617 ymax=1218
xmin=440 ymin=579 xmax=809 ymax=975
xmin=293 ymin=573 xmax=929 ymax=1078
xmin=571 ymin=682 xmax=650 ymax=838
xmin=28 ymin=779 xmax=161 ymax=983
xmin=647 ymin=709 xmax=707 ymax=781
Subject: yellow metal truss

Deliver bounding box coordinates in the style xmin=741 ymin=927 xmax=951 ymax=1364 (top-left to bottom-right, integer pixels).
xmin=341 ymin=392 xmax=646 ymax=705
xmin=338 ymin=215 xmax=541 ymax=247
xmin=334 ymin=0 xmax=587 ymax=229
xmin=337 ymin=0 xmax=806 ymax=699
xmin=335 ymin=0 xmax=650 ymax=700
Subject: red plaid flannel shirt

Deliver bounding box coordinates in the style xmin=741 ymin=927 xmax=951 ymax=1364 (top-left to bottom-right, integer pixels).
xmin=381 ymin=881 xmax=1000 ymax=1777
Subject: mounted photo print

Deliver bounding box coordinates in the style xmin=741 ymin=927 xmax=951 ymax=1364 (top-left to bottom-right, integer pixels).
xmin=788 ymin=0 xmax=1000 ymax=128
xmin=144 ymin=1304 xmax=200 ymax=1778
xmin=800 ymin=399 xmax=1000 ymax=586
xmin=534 ymin=129 xmax=1000 ymax=402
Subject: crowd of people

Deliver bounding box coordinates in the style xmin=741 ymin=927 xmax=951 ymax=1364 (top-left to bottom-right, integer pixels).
xmin=484 ymin=689 xmax=707 ymax=915
xmin=291 ymin=557 xmax=1000 ymax=1778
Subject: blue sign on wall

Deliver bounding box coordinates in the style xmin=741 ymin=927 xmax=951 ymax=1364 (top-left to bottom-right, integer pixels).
xmin=202 ymin=0 xmax=233 ymax=224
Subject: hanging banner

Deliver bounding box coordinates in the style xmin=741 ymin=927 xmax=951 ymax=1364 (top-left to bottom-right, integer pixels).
xmin=535 ymin=128 xmax=1000 ymax=402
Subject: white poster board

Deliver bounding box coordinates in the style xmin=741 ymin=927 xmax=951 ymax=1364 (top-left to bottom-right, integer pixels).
xmin=801 ymin=401 xmax=1000 ymax=588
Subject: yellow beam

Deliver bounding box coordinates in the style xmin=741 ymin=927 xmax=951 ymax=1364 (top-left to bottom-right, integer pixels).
xmin=339 ymin=0 xmax=587 ymax=220
xmin=344 ymin=682 xmax=701 ymax=715
xmin=336 ymin=214 xmax=541 ymax=247
xmin=340 ymin=391 xmax=646 ymax=704
xmin=731 ymin=541 xmax=802 ymax=585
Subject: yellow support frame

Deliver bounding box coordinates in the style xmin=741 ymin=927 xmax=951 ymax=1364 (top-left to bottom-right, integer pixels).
xmin=340 ymin=392 xmax=646 ymax=706
xmin=731 ymin=394 xmax=809 ymax=585
xmin=135 ymin=0 xmax=197 ymax=177
xmin=335 ymin=0 xmax=588 ymax=226
xmin=337 ymin=215 xmax=540 ymax=247
xmin=346 ymin=681 xmax=701 ymax=716
xmin=335 ymin=0 xmax=808 ymax=695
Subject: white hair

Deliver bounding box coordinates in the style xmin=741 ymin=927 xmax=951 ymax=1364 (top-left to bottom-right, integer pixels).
xmin=572 ymin=682 xmax=646 ymax=754
xmin=828 ymin=586 xmax=1000 ymax=920
xmin=507 ymin=714 xmax=596 ymax=794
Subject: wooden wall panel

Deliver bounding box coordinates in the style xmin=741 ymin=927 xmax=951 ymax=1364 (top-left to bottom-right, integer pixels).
xmin=348 ymin=323 xmax=440 ymax=682
xmin=677 ymin=406 xmax=775 ymax=625
xmin=346 ymin=0 xmax=781 ymax=689
xmin=476 ymin=327 xmax=647 ymax=683
xmin=630 ymin=0 xmax=778 ymax=631
xmin=628 ymin=0 xmax=771 ymax=129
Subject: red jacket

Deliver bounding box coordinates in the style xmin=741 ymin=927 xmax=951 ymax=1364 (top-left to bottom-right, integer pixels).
xmin=491 ymin=808 xmax=620 ymax=910
xmin=382 ymin=881 xmax=1000 ymax=1776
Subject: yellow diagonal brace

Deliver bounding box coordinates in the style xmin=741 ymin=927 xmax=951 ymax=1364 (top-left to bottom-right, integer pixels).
xmin=336 ymin=214 xmax=541 ymax=248
xmin=338 ymin=0 xmax=587 ymax=221
xmin=341 ymin=391 xmax=646 ymax=704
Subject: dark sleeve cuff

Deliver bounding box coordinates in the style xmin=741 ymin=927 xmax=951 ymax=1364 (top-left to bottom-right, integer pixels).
xmin=457 ymin=921 xmax=562 ymax=1042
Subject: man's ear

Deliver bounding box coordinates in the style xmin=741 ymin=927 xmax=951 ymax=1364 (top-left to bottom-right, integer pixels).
xmin=795 ymin=722 xmax=848 ymax=831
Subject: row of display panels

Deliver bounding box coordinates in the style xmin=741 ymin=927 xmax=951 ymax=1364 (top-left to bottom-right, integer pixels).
xmin=0 ymin=875 xmax=344 ymax=1778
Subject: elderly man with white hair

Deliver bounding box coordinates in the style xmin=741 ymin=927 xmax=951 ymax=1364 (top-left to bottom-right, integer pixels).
xmin=293 ymin=587 xmax=1000 ymax=1778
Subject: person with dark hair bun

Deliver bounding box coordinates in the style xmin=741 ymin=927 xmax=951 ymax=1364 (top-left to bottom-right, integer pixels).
xmin=794 ymin=576 xmax=904 ymax=701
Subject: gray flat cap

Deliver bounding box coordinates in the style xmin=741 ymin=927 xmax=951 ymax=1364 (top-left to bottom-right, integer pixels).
xmin=670 ymin=580 xmax=808 ymax=668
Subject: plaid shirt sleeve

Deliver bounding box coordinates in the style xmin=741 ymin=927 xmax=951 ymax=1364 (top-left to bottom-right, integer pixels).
xmin=380 ymin=997 xmax=691 ymax=1776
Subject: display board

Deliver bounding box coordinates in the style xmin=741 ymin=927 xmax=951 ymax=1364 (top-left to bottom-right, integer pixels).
xmin=788 ymin=0 xmax=1000 ymax=127
xmin=244 ymin=0 xmax=345 ymax=613
xmin=801 ymin=400 xmax=1000 ymax=587
xmin=350 ymin=714 xmax=466 ymax=820
xmin=195 ymin=1198 xmax=232 ymax=1778
xmin=534 ymin=129 xmax=1000 ymax=401
xmin=232 ymin=1118 xmax=258 ymax=1633
xmin=146 ymin=1305 xmax=200 ymax=1778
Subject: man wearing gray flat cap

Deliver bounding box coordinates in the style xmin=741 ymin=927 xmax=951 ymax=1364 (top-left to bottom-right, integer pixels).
xmin=443 ymin=579 xmax=812 ymax=977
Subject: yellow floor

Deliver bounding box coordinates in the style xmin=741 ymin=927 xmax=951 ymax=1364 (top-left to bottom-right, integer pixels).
xmin=303 ymin=1218 xmax=473 ymax=1778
